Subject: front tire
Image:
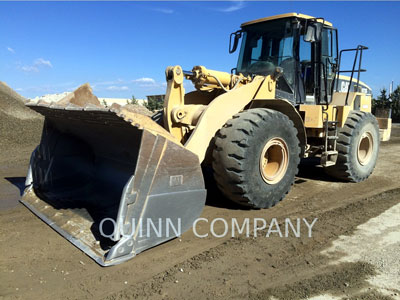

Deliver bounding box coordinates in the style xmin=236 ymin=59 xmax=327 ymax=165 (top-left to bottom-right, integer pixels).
xmin=212 ymin=108 xmax=300 ymax=209
xmin=325 ymin=111 xmax=380 ymax=182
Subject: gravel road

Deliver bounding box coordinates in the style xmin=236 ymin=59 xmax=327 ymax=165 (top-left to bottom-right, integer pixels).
xmin=0 ymin=83 xmax=399 ymax=299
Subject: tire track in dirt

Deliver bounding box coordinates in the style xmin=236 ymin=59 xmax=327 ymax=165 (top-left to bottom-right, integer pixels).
xmin=1 ymin=127 xmax=399 ymax=299
xmin=102 ymin=188 xmax=400 ymax=300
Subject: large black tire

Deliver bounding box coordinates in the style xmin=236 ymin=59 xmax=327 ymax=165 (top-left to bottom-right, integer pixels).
xmin=325 ymin=111 xmax=380 ymax=182
xmin=212 ymin=108 xmax=300 ymax=208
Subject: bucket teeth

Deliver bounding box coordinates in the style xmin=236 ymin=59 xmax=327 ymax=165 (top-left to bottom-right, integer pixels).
xmin=37 ymin=100 xmax=51 ymax=107
xmin=49 ymin=102 xmax=66 ymax=109
xmin=83 ymin=104 xmax=109 ymax=112
xmin=65 ymin=103 xmax=83 ymax=111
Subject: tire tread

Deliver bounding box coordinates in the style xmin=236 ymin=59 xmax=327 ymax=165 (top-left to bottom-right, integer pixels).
xmin=212 ymin=108 xmax=300 ymax=208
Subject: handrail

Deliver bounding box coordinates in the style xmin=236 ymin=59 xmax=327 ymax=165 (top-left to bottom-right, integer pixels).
xmin=335 ymin=45 xmax=368 ymax=105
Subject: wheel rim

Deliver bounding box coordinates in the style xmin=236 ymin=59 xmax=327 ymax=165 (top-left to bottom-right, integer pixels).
xmin=357 ymin=131 xmax=374 ymax=166
xmin=259 ymin=138 xmax=289 ymax=184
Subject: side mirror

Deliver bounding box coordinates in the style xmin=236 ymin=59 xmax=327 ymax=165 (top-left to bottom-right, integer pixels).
xmin=304 ymin=22 xmax=323 ymax=43
xmin=229 ymin=30 xmax=242 ymax=53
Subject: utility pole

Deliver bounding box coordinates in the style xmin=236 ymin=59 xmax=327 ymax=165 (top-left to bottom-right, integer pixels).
xmin=389 ymin=80 xmax=394 ymax=101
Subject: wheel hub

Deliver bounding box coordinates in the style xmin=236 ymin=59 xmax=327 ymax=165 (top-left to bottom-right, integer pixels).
xmin=259 ymin=138 xmax=289 ymax=184
xmin=357 ymin=131 xmax=373 ymax=166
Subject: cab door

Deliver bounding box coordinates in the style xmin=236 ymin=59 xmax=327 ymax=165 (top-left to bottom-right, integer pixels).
xmin=321 ymin=27 xmax=338 ymax=103
xmin=298 ymin=23 xmax=338 ymax=105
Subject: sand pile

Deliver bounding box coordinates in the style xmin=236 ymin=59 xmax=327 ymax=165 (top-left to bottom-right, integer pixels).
xmin=31 ymin=92 xmax=71 ymax=103
xmin=0 ymin=82 xmax=153 ymax=163
xmin=122 ymin=103 xmax=153 ymax=116
xmin=0 ymin=82 xmax=43 ymax=155
xmin=0 ymin=82 xmax=41 ymax=120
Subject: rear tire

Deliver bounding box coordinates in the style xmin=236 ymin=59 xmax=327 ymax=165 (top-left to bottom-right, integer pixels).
xmin=324 ymin=111 xmax=380 ymax=182
xmin=212 ymin=108 xmax=300 ymax=208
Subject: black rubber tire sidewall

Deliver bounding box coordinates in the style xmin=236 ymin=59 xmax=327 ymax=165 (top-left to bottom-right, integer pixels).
xmin=212 ymin=109 xmax=300 ymax=209
xmin=325 ymin=111 xmax=380 ymax=182
xmin=241 ymin=115 xmax=299 ymax=208
xmin=341 ymin=115 xmax=379 ymax=180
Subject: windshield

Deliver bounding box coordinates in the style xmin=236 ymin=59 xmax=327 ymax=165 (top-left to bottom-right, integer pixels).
xmin=237 ymin=19 xmax=295 ymax=87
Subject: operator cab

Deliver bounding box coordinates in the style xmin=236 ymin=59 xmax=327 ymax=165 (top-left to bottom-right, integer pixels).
xmin=230 ymin=13 xmax=338 ymax=105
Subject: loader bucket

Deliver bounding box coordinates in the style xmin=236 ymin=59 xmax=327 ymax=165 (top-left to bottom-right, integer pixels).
xmin=21 ymin=101 xmax=206 ymax=266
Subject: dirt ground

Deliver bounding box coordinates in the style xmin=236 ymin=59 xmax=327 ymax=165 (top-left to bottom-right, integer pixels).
xmin=0 ymin=86 xmax=399 ymax=299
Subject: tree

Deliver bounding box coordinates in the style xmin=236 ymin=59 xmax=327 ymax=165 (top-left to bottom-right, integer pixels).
xmin=372 ymin=88 xmax=390 ymax=110
xmin=144 ymin=95 xmax=164 ymax=112
xmin=127 ymin=95 xmax=139 ymax=105
xmin=391 ymin=85 xmax=400 ymax=122
xmin=372 ymin=85 xmax=400 ymax=122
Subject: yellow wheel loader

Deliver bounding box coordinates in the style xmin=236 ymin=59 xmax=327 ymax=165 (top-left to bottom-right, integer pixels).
xmin=21 ymin=13 xmax=392 ymax=266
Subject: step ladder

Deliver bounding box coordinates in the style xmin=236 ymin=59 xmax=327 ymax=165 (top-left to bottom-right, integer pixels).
xmin=321 ymin=108 xmax=339 ymax=167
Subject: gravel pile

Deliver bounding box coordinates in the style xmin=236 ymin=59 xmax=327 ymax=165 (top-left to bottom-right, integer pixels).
xmin=30 ymin=92 xmax=71 ymax=103
xmin=0 ymin=83 xmax=154 ymax=163
xmin=122 ymin=103 xmax=153 ymax=116
xmin=0 ymin=82 xmax=43 ymax=155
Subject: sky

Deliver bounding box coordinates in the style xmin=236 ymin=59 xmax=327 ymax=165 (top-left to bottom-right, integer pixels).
xmin=1 ymin=1 xmax=399 ymax=99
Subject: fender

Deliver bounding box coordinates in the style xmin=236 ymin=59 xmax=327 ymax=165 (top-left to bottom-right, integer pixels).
xmin=250 ymin=99 xmax=307 ymax=157
xmin=185 ymin=76 xmax=275 ymax=162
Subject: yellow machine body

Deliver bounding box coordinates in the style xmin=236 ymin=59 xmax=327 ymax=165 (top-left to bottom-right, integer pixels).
xmin=21 ymin=13 xmax=390 ymax=266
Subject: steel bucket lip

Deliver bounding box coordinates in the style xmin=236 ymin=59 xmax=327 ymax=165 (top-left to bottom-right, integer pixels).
xmin=21 ymin=187 xmax=134 ymax=267
xmin=21 ymin=186 xmax=207 ymax=266
xmin=22 ymin=101 xmax=207 ymax=266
